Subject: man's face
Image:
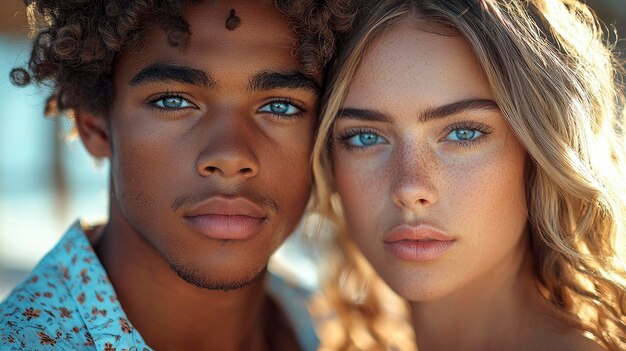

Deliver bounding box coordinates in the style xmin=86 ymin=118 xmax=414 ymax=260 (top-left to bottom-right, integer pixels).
xmin=104 ymin=0 xmax=319 ymax=290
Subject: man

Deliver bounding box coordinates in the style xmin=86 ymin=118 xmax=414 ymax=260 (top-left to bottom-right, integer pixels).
xmin=0 ymin=1 xmax=355 ymax=349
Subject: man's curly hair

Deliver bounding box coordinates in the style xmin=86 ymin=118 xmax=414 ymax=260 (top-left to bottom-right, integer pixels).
xmin=10 ymin=0 xmax=358 ymax=116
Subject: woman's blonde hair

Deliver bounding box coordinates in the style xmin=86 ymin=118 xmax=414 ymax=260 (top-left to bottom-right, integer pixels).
xmin=310 ymin=0 xmax=626 ymax=350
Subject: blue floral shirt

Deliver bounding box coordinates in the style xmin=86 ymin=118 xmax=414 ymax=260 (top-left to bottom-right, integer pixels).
xmin=0 ymin=221 xmax=319 ymax=351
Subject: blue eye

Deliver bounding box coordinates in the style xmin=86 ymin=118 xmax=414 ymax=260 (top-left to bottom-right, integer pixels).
xmin=153 ymin=96 xmax=194 ymax=109
xmin=258 ymin=101 xmax=301 ymax=116
xmin=343 ymin=131 xmax=387 ymax=148
xmin=446 ymin=128 xmax=483 ymax=141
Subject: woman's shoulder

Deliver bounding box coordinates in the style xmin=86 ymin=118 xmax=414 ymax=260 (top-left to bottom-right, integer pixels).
xmin=532 ymin=323 xmax=606 ymax=351
xmin=536 ymin=337 xmax=605 ymax=351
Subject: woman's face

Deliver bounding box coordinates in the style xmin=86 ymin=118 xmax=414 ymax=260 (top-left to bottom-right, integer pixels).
xmin=332 ymin=22 xmax=530 ymax=301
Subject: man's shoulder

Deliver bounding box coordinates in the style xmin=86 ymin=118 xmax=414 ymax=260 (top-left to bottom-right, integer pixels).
xmin=0 ymin=261 xmax=95 ymax=350
xmin=0 ymin=222 xmax=153 ymax=351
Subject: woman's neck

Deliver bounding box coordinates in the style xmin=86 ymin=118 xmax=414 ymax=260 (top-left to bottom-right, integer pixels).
xmin=409 ymin=245 xmax=560 ymax=351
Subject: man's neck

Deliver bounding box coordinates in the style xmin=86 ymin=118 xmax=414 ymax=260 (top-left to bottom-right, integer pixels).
xmin=94 ymin=206 xmax=274 ymax=351
xmin=409 ymin=241 xmax=560 ymax=351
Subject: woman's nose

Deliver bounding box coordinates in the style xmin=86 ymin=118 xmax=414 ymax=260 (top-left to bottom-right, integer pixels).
xmin=390 ymin=145 xmax=438 ymax=211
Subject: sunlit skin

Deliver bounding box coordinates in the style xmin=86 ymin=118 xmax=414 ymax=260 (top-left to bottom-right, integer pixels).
xmin=332 ymin=21 xmax=602 ymax=351
xmin=76 ymin=1 xmax=320 ymax=350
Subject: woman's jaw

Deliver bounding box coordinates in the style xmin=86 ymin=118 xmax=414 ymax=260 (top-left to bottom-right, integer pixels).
xmin=331 ymin=21 xmax=529 ymax=303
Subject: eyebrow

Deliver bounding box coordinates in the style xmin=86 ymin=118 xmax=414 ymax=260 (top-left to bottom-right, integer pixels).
xmin=338 ymin=98 xmax=499 ymax=122
xmin=248 ymin=71 xmax=320 ymax=94
xmin=129 ymin=63 xmax=216 ymax=88
xmin=338 ymin=108 xmax=392 ymax=122
xmin=418 ymin=98 xmax=499 ymax=122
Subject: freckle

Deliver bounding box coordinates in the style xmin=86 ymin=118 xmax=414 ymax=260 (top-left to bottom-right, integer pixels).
xmin=225 ymin=9 xmax=241 ymax=31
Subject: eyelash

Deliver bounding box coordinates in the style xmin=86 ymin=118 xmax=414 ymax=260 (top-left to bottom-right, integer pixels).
xmin=335 ymin=122 xmax=493 ymax=152
xmin=147 ymin=92 xmax=195 ymax=113
xmin=259 ymin=97 xmax=307 ymax=120
xmin=146 ymin=94 xmax=307 ymax=120
xmin=336 ymin=127 xmax=383 ymax=152
xmin=443 ymin=121 xmax=493 ymax=148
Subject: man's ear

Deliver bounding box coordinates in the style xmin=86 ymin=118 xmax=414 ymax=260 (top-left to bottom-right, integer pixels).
xmin=74 ymin=109 xmax=111 ymax=158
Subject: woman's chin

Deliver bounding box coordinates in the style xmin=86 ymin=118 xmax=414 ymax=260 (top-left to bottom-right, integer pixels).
xmin=373 ymin=267 xmax=458 ymax=303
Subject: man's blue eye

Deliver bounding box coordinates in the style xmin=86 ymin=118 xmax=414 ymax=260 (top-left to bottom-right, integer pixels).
xmin=446 ymin=129 xmax=482 ymax=141
xmin=258 ymin=101 xmax=301 ymax=115
xmin=154 ymin=96 xmax=193 ymax=109
xmin=347 ymin=132 xmax=386 ymax=147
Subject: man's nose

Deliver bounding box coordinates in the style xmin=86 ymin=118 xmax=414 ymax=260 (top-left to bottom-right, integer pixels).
xmin=195 ymin=119 xmax=259 ymax=179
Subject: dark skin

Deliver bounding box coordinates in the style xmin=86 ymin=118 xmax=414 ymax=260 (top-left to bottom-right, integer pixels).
xmin=76 ymin=1 xmax=321 ymax=350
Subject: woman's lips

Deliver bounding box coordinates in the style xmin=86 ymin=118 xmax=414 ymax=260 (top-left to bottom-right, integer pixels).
xmin=383 ymin=224 xmax=456 ymax=262
xmin=183 ymin=196 xmax=267 ymax=240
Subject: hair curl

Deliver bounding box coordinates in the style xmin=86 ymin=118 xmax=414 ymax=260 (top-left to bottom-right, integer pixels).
xmin=311 ymin=0 xmax=626 ymax=350
xmin=10 ymin=0 xmax=358 ymax=116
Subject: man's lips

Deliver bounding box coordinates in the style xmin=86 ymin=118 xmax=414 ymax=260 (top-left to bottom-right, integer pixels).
xmin=383 ymin=223 xmax=456 ymax=262
xmin=183 ymin=196 xmax=267 ymax=240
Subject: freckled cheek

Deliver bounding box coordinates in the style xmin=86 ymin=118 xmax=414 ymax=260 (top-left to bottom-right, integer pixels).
xmin=479 ymin=149 xmax=527 ymax=218
xmin=490 ymin=146 xmax=529 ymax=236
xmin=333 ymin=154 xmax=389 ymax=231
xmin=441 ymin=149 xmax=527 ymax=240
xmin=442 ymin=166 xmax=497 ymax=225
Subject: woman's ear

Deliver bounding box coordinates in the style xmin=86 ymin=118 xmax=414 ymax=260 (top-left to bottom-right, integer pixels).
xmin=74 ymin=109 xmax=111 ymax=158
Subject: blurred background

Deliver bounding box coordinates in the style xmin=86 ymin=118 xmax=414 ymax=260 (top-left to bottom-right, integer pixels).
xmin=0 ymin=0 xmax=624 ymax=300
xmin=0 ymin=1 xmax=111 ymax=299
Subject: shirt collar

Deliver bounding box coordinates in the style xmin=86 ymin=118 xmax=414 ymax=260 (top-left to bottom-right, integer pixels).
xmin=53 ymin=220 xmax=152 ymax=350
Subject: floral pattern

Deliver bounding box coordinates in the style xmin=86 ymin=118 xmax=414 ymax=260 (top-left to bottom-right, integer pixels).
xmin=0 ymin=222 xmax=153 ymax=350
xmin=0 ymin=221 xmax=319 ymax=351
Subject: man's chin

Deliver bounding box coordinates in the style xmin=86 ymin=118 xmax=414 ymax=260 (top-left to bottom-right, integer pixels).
xmin=169 ymin=263 xmax=267 ymax=292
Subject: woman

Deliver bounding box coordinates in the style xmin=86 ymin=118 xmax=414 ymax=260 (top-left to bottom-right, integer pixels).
xmin=311 ymin=0 xmax=626 ymax=350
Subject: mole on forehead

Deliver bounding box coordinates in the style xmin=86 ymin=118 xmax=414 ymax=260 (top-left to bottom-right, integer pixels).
xmin=226 ymin=9 xmax=241 ymax=30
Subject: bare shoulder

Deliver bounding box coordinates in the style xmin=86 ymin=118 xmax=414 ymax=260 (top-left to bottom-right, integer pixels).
xmin=533 ymin=327 xmax=606 ymax=351
xmin=521 ymin=304 xmax=610 ymax=351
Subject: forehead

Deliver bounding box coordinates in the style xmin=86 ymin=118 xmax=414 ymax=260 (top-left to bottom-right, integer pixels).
xmin=346 ymin=21 xmax=494 ymax=107
xmin=115 ymin=0 xmax=302 ymax=83
xmin=181 ymin=0 xmax=295 ymax=59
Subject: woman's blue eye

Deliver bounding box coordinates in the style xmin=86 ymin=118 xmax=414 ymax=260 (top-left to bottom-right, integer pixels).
xmin=258 ymin=101 xmax=301 ymax=116
xmin=446 ymin=128 xmax=482 ymax=141
xmin=154 ymin=96 xmax=193 ymax=109
xmin=346 ymin=132 xmax=386 ymax=147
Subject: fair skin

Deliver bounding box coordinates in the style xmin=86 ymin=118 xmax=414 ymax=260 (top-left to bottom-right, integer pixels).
xmin=331 ymin=21 xmax=603 ymax=351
